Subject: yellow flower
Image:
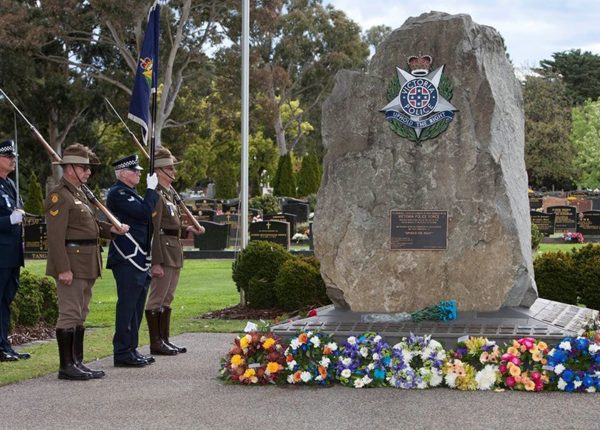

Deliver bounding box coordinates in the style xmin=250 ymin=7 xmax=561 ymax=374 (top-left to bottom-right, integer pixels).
xmin=509 ymin=364 xmax=521 ymax=377
xmin=266 ymin=362 xmax=280 ymax=375
xmin=263 ymin=338 xmax=276 ymax=350
xmin=524 ymin=379 xmax=536 ymax=391
xmin=231 ymin=354 xmax=244 ymax=368
xmin=537 ymin=341 xmax=548 ymax=351
xmin=507 ymin=346 xmax=520 ymax=356
xmin=531 ymin=350 xmax=543 ymax=362
xmin=243 ymin=368 xmax=256 ymax=379
xmin=239 ymin=334 xmax=251 ymax=350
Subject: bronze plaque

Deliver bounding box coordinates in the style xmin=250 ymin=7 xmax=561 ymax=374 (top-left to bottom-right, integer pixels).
xmin=390 ymin=210 xmax=447 ymax=250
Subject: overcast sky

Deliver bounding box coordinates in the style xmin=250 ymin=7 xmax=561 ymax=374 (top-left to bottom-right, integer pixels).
xmin=326 ymin=0 xmax=600 ymax=69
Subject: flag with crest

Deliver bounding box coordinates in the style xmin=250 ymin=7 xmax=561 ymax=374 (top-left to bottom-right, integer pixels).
xmin=128 ymin=1 xmax=160 ymax=145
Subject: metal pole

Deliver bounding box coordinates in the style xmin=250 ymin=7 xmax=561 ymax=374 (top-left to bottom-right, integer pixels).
xmin=240 ymin=0 xmax=249 ymax=250
xmin=13 ymin=111 xmax=20 ymax=207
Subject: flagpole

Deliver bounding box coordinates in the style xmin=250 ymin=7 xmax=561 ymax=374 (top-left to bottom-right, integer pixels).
xmin=13 ymin=111 xmax=20 ymax=208
xmin=240 ymin=0 xmax=249 ymax=250
xmin=149 ymin=1 xmax=160 ymax=172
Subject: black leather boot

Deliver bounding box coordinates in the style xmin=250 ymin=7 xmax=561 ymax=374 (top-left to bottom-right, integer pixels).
xmin=145 ymin=309 xmax=177 ymax=355
xmin=74 ymin=326 xmax=105 ymax=378
xmin=56 ymin=328 xmax=91 ymax=381
xmin=162 ymin=307 xmax=186 ymax=353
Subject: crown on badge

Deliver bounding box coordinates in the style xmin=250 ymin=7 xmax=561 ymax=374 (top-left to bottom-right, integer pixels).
xmin=407 ymin=54 xmax=432 ymax=76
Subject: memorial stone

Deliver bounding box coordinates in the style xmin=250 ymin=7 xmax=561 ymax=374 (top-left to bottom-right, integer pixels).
xmin=23 ymin=215 xmax=47 ymax=259
xmin=198 ymin=208 xmax=215 ymax=221
xmin=282 ymin=201 xmax=310 ymax=223
xmin=195 ymin=198 xmax=216 ymax=211
xmin=528 ymin=196 xmax=543 ymax=210
xmin=547 ymin=206 xmax=578 ymax=233
xmin=577 ymin=211 xmax=600 ymax=237
xmin=193 ymin=221 xmax=229 ymax=250
xmin=592 ymin=197 xmax=600 ymax=210
xmin=314 ymin=12 xmax=537 ymax=312
xmin=264 ymin=212 xmax=297 ymax=236
xmin=222 ymin=199 xmax=239 ymax=213
xmin=249 ymin=220 xmax=290 ymax=249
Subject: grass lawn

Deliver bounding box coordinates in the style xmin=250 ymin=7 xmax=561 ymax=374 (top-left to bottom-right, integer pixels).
xmin=0 ymin=259 xmax=246 ymax=386
xmin=536 ymin=242 xmax=586 ymax=255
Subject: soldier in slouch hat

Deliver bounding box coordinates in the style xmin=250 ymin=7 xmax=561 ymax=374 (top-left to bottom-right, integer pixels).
xmin=107 ymin=154 xmax=159 ymax=367
xmin=0 ymin=139 xmax=29 ymax=362
xmin=45 ymin=143 xmax=129 ymax=380
xmin=145 ymin=147 xmax=203 ymax=355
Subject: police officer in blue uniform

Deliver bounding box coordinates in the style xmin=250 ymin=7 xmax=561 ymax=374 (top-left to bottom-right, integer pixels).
xmin=106 ymin=154 xmax=159 ymax=367
xmin=0 ymin=139 xmax=29 ymax=362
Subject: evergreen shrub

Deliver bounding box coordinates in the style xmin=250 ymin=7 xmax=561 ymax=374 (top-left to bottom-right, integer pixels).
xmin=274 ymin=257 xmax=330 ymax=311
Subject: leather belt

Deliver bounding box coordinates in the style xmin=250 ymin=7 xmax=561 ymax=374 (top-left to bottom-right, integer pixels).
xmin=160 ymin=229 xmax=180 ymax=237
xmin=65 ymin=239 xmax=98 ymax=247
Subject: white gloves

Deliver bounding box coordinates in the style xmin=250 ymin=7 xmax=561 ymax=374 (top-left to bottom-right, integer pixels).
xmin=146 ymin=173 xmax=158 ymax=190
xmin=10 ymin=210 xmax=23 ymax=225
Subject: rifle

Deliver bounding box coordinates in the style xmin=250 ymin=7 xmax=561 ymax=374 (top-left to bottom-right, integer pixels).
xmin=0 ymin=88 xmax=124 ymax=230
xmin=104 ymin=98 xmax=203 ymax=232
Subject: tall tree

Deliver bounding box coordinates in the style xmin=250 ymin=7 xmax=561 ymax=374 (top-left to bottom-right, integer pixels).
xmin=571 ymin=98 xmax=600 ymax=189
xmin=524 ymin=74 xmax=578 ymax=190
xmin=539 ymin=49 xmax=600 ymax=105
xmin=363 ymin=24 xmax=392 ymax=54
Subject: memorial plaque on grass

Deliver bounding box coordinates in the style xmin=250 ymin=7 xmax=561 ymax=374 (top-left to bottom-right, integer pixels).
xmin=390 ymin=210 xmax=447 ymax=250
xmin=249 ymin=220 xmax=290 ymax=249
xmin=529 ymin=196 xmax=543 ymax=210
xmin=547 ymin=206 xmax=577 ymax=232
xmin=193 ymin=221 xmax=229 ymax=250
xmin=282 ymin=201 xmax=310 ymax=223
xmin=23 ymin=215 xmax=47 ymax=258
xmin=530 ymin=211 xmax=555 ymax=236
xmin=264 ymin=212 xmax=297 ymax=236
xmin=577 ymin=211 xmax=600 ymax=236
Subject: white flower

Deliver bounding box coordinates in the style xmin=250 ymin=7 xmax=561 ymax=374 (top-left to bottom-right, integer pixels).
xmin=574 ymin=380 xmax=582 ymax=389
xmin=445 ymin=373 xmax=458 ymax=388
xmin=287 ymin=361 xmax=296 ymax=371
xmin=360 ymin=347 xmax=369 ymax=358
xmin=319 ymin=357 xmax=331 ymax=367
xmin=315 ymin=375 xmax=323 ymax=381
xmin=341 ymin=369 xmax=352 ymax=378
xmin=429 ymin=371 xmax=443 ymax=387
xmin=362 ymin=375 xmax=372 ymax=385
xmin=306 ymin=331 xmax=313 ymax=338
xmin=290 ymin=339 xmax=300 ymax=350
xmin=416 ymin=380 xmax=428 ymax=389
xmin=326 ymin=342 xmax=338 ymax=352
xmin=354 ymin=378 xmax=365 ymax=388
xmin=589 ymin=344 xmax=600 ymax=354
xmin=367 ymin=363 xmax=375 ymax=370
xmin=287 ymin=374 xmax=294 ymax=384
xmin=372 ymin=353 xmax=380 ymax=361
xmin=559 ymin=340 xmax=572 ymax=351
xmin=347 ymin=336 xmax=357 ymax=345
xmin=554 ymin=363 xmax=566 ymax=375
xmin=342 ymin=357 xmax=352 ymax=366
xmin=586 ymin=386 xmax=597 ymax=393
xmin=557 ymin=378 xmax=567 ymax=390
xmin=475 ymin=365 xmax=498 ymax=391
xmin=309 ymin=336 xmax=321 ymax=347
xmin=300 ymin=371 xmax=312 ymax=382
xmin=373 ymin=335 xmax=382 ymax=343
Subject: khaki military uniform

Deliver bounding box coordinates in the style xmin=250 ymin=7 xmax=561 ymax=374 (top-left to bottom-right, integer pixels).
xmin=45 ymin=178 xmax=112 ymax=328
xmin=146 ymin=184 xmax=185 ymax=309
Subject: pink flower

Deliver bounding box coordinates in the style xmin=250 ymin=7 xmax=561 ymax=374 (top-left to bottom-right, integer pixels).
xmin=530 ymin=371 xmax=541 ymax=381
xmin=535 ymin=381 xmax=544 ymax=392
xmin=519 ymin=338 xmax=534 ymax=350
xmin=307 ymin=309 xmax=317 ymax=317
xmin=505 ymin=376 xmax=516 ymax=388
xmin=510 ymin=356 xmax=521 ymax=366
xmin=499 ymin=364 xmax=507 ymax=374
xmin=501 ymin=353 xmax=513 ymax=362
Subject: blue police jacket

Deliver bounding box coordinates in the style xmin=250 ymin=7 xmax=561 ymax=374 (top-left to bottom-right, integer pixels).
xmin=0 ymin=177 xmax=24 ymax=269
xmin=106 ymin=180 xmax=159 ymax=271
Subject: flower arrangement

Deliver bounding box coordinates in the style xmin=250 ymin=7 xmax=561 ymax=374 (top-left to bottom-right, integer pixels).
xmin=387 ymin=334 xmax=445 ymax=389
xmin=284 ymin=330 xmax=339 ymax=385
xmin=498 ymin=337 xmax=550 ymax=391
xmin=220 ymin=331 xmax=286 ymax=384
xmin=546 ymin=336 xmax=600 ymax=392
xmin=444 ymin=337 xmax=501 ymax=390
xmin=563 ymin=232 xmax=584 ymax=243
xmin=335 ymin=333 xmax=391 ymax=388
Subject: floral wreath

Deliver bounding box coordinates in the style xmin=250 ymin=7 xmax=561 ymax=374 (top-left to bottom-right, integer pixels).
xmin=284 ymin=330 xmax=339 ymax=385
xmin=546 ymin=336 xmax=600 ymax=392
xmin=499 ymin=337 xmax=549 ymax=391
xmin=220 ymin=331 xmax=286 ymax=385
xmin=444 ymin=337 xmax=501 ymax=390
xmin=387 ymin=334 xmax=445 ymax=389
xmin=335 ymin=333 xmax=391 ymax=388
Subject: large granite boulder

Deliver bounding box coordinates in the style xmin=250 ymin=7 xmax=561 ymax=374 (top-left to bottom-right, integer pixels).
xmin=314 ymin=12 xmax=537 ymax=312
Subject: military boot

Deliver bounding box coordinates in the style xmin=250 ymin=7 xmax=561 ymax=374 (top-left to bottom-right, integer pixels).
xmin=74 ymin=326 xmax=105 ymax=378
xmin=161 ymin=307 xmax=187 ymax=353
xmin=56 ymin=328 xmax=91 ymax=381
xmin=145 ymin=309 xmax=177 ymax=355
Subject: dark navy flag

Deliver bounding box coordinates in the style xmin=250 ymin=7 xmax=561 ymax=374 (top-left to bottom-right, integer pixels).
xmin=128 ymin=1 xmax=160 ymax=145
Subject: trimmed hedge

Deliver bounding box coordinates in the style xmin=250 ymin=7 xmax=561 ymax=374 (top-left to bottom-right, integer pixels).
xmin=10 ymin=269 xmax=58 ymax=329
xmin=274 ymin=257 xmax=330 ymax=311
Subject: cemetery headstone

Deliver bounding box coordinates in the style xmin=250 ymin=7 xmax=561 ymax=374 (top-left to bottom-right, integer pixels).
xmin=282 ymin=201 xmax=310 ymax=223
xmin=195 ymin=198 xmax=216 ymax=211
xmin=530 ymin=211 xmax=555 ymax=236
xmin=577 ymin=211 xmax=600 ymax=237
xmin=314 ymin=12 xmax=537 ymax=312
xmin=592 ymin=197 xmax=600 ymax=210
xmin=222 ymin=199 xmax=239 ymax=213
xmin=249 ymin=220 xmax=290 ymax=249
xmin=546 ymin=206 xmax=578 ymax=233
xmin=23 ymin=215 xmax=47 ymax=259
xmin=214 ymin=213 xmax=239 ymax=247
xmin=193 ymin=221 xmax=229 ymax=250
xmin=528 ymin=195 xmax=543 ymax=210
xmin=198 ymin=208 xmax=215 ymax=221
xmin=263 ymin=212 xmax=297 ymax=236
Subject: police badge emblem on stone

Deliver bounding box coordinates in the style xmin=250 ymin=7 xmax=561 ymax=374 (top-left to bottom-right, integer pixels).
xmin=380 ymin=55 xmax=457 ymax=143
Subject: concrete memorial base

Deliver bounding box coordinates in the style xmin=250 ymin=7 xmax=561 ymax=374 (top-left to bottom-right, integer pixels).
xmin=271 ymin=299 xmax=597 ymax=348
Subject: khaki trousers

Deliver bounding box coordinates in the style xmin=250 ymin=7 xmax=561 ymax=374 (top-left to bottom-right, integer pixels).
xmin=56 ymin=278 xmax=95 ymax=329
xmin=146 ymin=266 xmax=180 ymax=310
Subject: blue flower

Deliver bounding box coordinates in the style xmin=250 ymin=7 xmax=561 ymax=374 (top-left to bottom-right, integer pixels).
xmin=374 ymin=368 xmax=386 ymax=380
xmin=583 ymin=374 xmax=595 ymax=388
xmin=562 ymin=369 xmax=574 ymax=383
xmin=576 ymin=337 xmax=590 ymax=353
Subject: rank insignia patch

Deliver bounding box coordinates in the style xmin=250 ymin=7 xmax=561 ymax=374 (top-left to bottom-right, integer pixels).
xmin=50 ymin=209 xmax=59 ymax=216
xmin=50 ymin=193 xmax=59 ymax=204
